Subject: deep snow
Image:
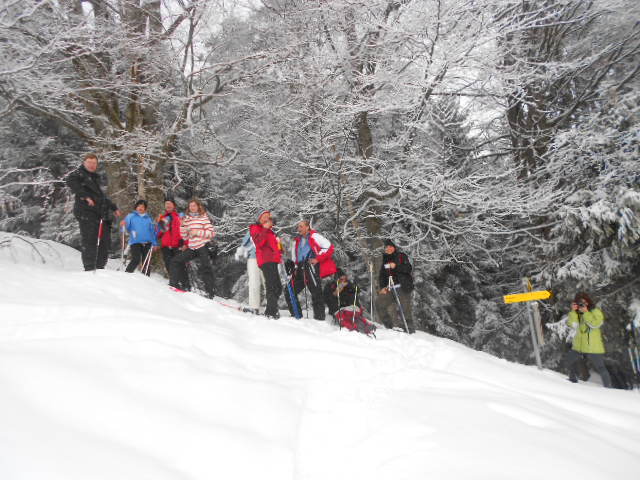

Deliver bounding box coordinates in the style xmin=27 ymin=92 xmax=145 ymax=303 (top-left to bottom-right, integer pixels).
xmin=1 ymin=232 xmax=639 ymax=480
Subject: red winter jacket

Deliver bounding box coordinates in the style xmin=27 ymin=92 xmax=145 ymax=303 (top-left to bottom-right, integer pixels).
xmin=250 ymin=223 xmax=282 ymax=267
xmin=294 ymin=230 xmax=337 ymax=278
xmin=157 ymin=211 xmax=183 ymax=248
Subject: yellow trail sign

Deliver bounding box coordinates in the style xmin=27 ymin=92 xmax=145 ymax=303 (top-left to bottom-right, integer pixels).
xmin=503 ymin=290 xmax=552 ymax=304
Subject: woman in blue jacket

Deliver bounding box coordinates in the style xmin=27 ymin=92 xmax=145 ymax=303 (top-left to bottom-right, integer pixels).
xmin=122 ymin=200 xmax=158 ymax=275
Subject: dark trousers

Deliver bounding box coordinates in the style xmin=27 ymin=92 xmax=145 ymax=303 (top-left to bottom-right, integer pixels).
xmin=169 ymin=247 xmax=214 ymax=297
xmin=126 ymin=243 xmax=152 ymax=275
xmin=566 ymin=350 xmax=612 ymax=388
xmin=161 ymin=247 xmax=178 ymax=272
xmin=376 ymin=288 xmax=414 ymax=333
xmin=260 ymin=262 xmax=282 ymax=317
xmin=284 ymin=263 xmax=325 ymax=320
xmin=77 ymin=216 xmax=111 ymax=271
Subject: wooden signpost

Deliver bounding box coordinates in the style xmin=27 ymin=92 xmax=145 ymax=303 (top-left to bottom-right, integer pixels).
xmin=503 ymin=279 xmax=552 ymax=370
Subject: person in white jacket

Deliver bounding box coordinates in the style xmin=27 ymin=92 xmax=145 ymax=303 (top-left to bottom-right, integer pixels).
xmin=235 ymin=230 xmax=266 ymax=314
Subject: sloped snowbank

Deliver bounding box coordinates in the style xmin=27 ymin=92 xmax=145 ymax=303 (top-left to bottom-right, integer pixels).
xmin=0 ymin=236 xmax=639 ymax=480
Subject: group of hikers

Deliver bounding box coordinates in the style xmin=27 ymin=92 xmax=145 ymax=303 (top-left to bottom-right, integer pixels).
xmin=66 ymin=153 xmax=416 ymax=333
xmin=67 ymin=153 xmax=616 ymax=388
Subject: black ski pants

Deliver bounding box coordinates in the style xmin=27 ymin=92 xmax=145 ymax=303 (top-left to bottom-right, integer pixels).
xmin=77 ymin=215 xmax=111 ymax=271
xmin=126 ymin=243 xmax=152 ymax=275
xmin=284 ymin=263 xmax=325 ymax=320
xmin=259 ymin=262 xmax=282 ymax=317
xmin=376 ymin=288 xmax=414 ymax=333
xmin=566 ymin=350 xmax=612 ymax=388
xmin=162 ymin=247 xmax=189 ymax=289
xmin=169 ymin=247 xmax=215 ymax=297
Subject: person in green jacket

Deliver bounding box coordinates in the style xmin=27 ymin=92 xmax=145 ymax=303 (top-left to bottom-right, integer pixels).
xmin=565 ymin=292 xmax=612 ymax=388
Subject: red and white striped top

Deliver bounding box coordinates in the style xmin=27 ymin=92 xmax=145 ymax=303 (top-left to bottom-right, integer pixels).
xmin=180 ymin=214 xmax=215 ymax=250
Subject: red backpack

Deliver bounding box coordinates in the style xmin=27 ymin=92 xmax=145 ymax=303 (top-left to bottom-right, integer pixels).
xmin=335 ymin=306 xmax=376 ymax=337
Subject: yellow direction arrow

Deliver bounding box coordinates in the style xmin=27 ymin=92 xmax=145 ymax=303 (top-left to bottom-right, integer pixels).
xmin=503 ymin=290 xmax=552 ymax=304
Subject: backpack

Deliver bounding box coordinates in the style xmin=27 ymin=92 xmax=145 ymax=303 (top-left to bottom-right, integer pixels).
xmin=335 ymin=306 xmax=376 ymax=337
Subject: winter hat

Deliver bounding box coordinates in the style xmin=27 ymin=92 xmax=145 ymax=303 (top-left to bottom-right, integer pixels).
xmin=383 ymin=239 xmax=396 ymax=249
xmin=257 ymin=210 xmax=271 ymax=223
xmin=134 ymin=199 xmax=148 ymax=209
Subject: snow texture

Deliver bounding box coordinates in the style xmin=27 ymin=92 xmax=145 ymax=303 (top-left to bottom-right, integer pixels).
xmin=1 ymin=236 xmax=639 ymax=480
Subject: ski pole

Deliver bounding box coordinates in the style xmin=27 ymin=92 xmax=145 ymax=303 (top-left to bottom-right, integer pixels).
xmin=369 ymin=262 xmax=375 ymax=324
xmin=93 ymin=218 xmax=104 ymax=273
xmin=141 ymin=245 xmax=153 ymax=275
xmin=302 ymin=266 xmax=310 ymax=319
xmin=353 ymin=285 xmax=358 ymax=309
xmin=389 ymin=276 xmax=410 ymax=334
xmin=629 ymin=347 xmax=638 ymax=376
xmin=305 ymin=260 xmax=319 ymax=288
xmin=120 ymin=225 xmax=126 ymax=269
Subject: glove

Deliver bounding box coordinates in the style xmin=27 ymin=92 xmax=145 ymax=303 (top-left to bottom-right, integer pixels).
xmin=285 ymin=259 xmax=295 ymax=275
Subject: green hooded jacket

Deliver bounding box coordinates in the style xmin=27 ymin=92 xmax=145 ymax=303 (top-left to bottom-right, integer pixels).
xmin=567 ymin=308 xmax=606 ymax=354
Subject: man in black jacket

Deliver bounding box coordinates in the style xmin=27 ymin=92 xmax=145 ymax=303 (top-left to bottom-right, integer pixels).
xmin=376 ymin=239 xmax=415 ymax=333
xmin=66 ymin=153 xmax=121 ymax=270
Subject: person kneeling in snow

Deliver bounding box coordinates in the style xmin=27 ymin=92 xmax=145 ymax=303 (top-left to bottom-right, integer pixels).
xmin=323 ymin=269 xmax=359 ymax=318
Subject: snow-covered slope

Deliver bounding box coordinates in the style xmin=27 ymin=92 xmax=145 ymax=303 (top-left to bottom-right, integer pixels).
xmin=1 ymin=236 xmax=639 ymax=480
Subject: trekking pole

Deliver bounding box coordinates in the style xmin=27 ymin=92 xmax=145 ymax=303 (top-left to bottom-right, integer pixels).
xmin=369 ymin=262 xmax=375 ymax=324
xmin=305 ymin=259 xmax=319 ymax=288
xmin=120 ymin=225 xmax=126 ymax=270
xmin=141 ymin=245 xmax=153 ymax=275
xmin=629 ymin=345 xmax=638 ymax=376
xmin=389 ymin=276 xmax=410 ymax=334
xmin=303 ymin=266 xmax=309 ymax=319
xmin=93 ymin=218 xmax=104 ymax=273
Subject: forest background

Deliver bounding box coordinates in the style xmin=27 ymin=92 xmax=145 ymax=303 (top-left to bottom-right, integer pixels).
xmin=1 ymin=0 xmax=638 ymax=382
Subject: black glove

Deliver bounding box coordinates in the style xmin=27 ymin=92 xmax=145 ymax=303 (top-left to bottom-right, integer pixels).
xmin=285 ymin=259 xmax=295 ymax=275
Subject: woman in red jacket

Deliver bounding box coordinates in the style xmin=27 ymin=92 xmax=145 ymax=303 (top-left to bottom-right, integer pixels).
xmin=157 ymin=199 xmax=183 ymax=276
xmin=250 ymin=210 xmax=282 ymax=319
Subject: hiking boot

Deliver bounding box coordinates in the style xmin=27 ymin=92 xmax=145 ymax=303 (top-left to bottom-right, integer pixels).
xmin=568 ymin=376 xmax=578 ymax=383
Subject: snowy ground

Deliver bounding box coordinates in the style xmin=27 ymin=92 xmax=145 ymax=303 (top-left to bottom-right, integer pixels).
xmin=1 ymin=233 xmax=639 ymax=480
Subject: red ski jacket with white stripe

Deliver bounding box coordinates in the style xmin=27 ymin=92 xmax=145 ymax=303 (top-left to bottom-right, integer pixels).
xmin=250 ymin=223 xmax=282 ymax=267
xmin=293 ymin=230 xmax=337 ymax=278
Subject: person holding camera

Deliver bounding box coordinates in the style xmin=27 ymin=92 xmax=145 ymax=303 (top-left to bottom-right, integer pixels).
xmin=565 ymin=292 xmax=612 ymax=388
xmin=376 ymin=239 xmax=415 ymax=333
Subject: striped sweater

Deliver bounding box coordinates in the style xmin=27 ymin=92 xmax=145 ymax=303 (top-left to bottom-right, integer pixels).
xmin=180 ymin=213 xmax=215 ymax=250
